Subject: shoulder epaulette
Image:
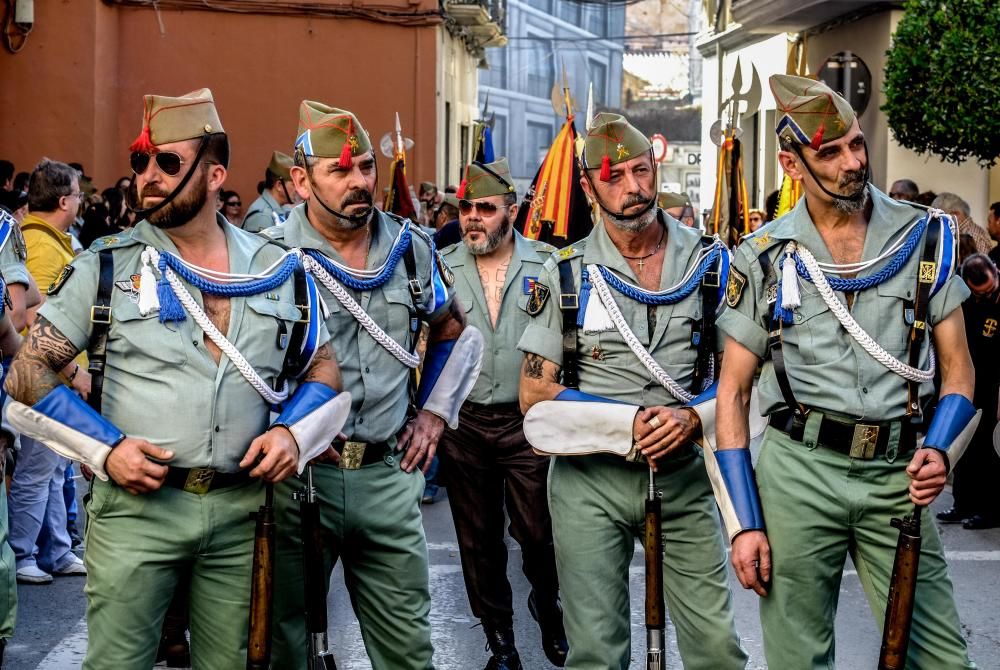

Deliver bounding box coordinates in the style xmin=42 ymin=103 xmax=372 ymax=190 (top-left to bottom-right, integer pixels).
xmin=88 ymin=230 xmax=140 ymax=251
xmin=439 ymin=241 xmax=461 ymax=257
xmin=258 ymin=225 xmax=286 ymax=241
xmin=554 ymin=241 xmax=586 ymax=263
xmin=530 ymin=239 xmax=557 ymax=257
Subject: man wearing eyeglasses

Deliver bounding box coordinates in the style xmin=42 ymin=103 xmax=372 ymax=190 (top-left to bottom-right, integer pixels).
xmin=436 ymin=158 xmax=566 ymax=669
xmin=5 ymin=88 xmax=345 ymax=669
xmin=264 ymin=101 xmax=483 ymax=670
xmin=243 ymin=151 xmax=299 ymax=233
xmin=7 ymin=158 xmax=91 ymax=587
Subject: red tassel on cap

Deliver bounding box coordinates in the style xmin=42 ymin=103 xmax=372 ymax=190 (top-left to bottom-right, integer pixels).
xmin=809 ymin=123 xmax=826 ymax=151
xmin=457 ymin=179 xmax=468 ymax=199
xmin=599 ymin=154 xmax=611 ymax=182
xmin=338 ymin=142 xmax=353 ymax=169
xmin=129 ymin=125 xmax=155 ymax=153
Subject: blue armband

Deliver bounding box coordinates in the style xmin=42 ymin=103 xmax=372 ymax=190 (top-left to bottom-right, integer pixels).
xmin=415 ymin=327 xmax=484 ymax=429
xmin=271 ymin=382 xmax=351 ymax=474
xmin=924 ymin=394 xmax=980 ymax=471
xmin=704 ymin=447 xmax=765 ymax=541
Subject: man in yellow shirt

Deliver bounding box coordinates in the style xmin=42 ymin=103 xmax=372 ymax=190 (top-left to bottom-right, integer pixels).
xmin=8 ymin=159 xmax=90 ymax=584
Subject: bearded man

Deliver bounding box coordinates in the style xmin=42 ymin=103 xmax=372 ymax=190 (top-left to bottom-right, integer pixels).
xmin=436 ymin=158 xmax=567 ymax=669
xmin=516 ymin=113 xmax=748 ymax=669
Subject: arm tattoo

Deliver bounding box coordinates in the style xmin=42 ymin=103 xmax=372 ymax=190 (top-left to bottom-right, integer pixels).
xmin=428 ymin=298 xmax=467 ymax=344
xmin=5 ymin=317 xmax=83 ymax=405
xmin=524 ymin=354 xmax=546 ymax=380
xmin=302 ymin=343 xmax=341 ymax=389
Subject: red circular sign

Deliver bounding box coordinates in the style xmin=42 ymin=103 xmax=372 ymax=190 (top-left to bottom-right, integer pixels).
xmin=650 ymin=134 xmax=668 ymax=163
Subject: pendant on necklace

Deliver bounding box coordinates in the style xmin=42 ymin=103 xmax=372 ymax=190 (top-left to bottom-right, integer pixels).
xmin=637 ymin=258 xmax=645 ymax=271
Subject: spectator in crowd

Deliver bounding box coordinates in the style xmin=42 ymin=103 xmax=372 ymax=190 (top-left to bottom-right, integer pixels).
xmin=220 ymin=189 xmax=242 ymax=223
xmin=888 ymin=178 xmax=919 ymax=201
xmin=12 ymin=172 xmax=29 ymax=196
xmin=0 ymin=190 xmax=28 ymax=223
xmin=243 ymin=151 xmax=297 ymax=232
xmin=0 ymin=161 xmax=13 ymax=192
xmin=78 ymin=199 xmax=115 ymax=249
xmin=114 ymin=175 xmax=131 ymax=193
xmin=433 ymin=194 xmax=462 ymax=249
xmin=914 ymin=190 xmax=937 ymax=206
xmin=748 ymin=208 xmax=765 ymax=232
xmin=418 ymin=181 xmax=444 ymax=228
xmin=958 ymin=234 xmax=979 ymax=265
xmin=765 ymin=189 xmax=780 ymax=222
xmin=101 ymin=187 xmax=130 ymax=231
xmin=7 ymin=159 xmax=90 ymax=584
xmin=986 ymin=201 xmax=1000 ymax=265
xmin=933 ymin=192 xmax=993 ymax=255
xmin=937 ymin=254 xmax=1000 ymax=529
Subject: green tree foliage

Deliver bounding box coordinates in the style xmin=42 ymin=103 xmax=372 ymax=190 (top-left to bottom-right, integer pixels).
xmin=883 ymin=0 xmax=1000 ymax=167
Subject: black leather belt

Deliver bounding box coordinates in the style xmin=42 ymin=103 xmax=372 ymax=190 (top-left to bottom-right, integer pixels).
xmin=770 ymin=409 xmax=915 ymax=460
xmin=332 ymin=440 xmax=391 ymax=469
xmin=163 ymin=466 xmax=253 ymax=494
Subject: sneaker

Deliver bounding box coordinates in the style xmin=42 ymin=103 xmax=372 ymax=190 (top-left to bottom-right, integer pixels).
xmin=53 ymin=554 xmax=88 ymax=577
xmin=16 ymin=565 xmax=53 ymax=584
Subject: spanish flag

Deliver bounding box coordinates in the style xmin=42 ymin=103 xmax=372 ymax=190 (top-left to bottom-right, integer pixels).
xmin=516 ymin=118 xmax=592 ymax=245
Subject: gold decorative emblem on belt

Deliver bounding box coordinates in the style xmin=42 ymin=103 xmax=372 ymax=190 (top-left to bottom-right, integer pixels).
xmin=339 ymin=441 xmax=367 ymax=470
xmin=849 ymin=424 xmax=879 ymax=460
xmin=183 ymin=467 xmax=215 ymax=494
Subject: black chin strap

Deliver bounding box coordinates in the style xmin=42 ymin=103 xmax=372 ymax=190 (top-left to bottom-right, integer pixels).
xmin=309 ymin=186 xmax=373 ymax=225
xmin=127 ymin=135 xmax=209 ymax=219
xmin=792 ymin=141 xmax=872 ymax=203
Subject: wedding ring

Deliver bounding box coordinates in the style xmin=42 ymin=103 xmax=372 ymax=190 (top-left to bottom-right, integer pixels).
xmin=648 ymin=415 xmax=662 ymax=429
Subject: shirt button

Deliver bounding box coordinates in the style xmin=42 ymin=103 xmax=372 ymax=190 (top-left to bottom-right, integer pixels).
xmin=862 ymin=387 xmax=869 ymax=394
xmin=494 ymin=382 xmax=500 ymax=387
xmin=358 ymin=417 xmax=364 ymax=424
xmin=365 ymin=366 xmax=370 ymax=373
xmin=214 ymin=426 xmax=220 ymax=432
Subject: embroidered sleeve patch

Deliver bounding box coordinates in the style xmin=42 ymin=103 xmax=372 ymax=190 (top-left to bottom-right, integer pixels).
xmin=726 ymin=266 xmax=747 ymax=308
xmin=526 ymin=282 xmax=550 ymax=316
xmin=435 ymin=251 xmax=456 ymax=287
xmin=47 ymin=264 xmax=75 ymax=296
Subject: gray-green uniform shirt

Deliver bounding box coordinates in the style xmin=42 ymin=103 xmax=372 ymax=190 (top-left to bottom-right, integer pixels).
xmin=262 ymin=205 xmax=453 ymax=443
xmin=441 ymin=231 xmax=554 ymax=405
xmin=517 ymin=212 xmax=723 ymax=408
xmin=717 ymin=186 xmax=969 ymax=419
xmin=242 ymin=191 xmax=284 ymax=233
xmin=0 ymin=220 xmax=29 ymax=287
xmin=38 ymin=216 xmax=329 ymax=471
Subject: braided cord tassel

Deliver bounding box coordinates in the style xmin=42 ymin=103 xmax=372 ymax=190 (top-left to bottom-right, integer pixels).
xmin=157 ymin=256 xmax=187 ymax=323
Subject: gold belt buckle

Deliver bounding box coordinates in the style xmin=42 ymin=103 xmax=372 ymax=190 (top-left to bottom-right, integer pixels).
xmin=183 ymin=467 xmax=215 ymax=494
xmin=339 ymin=441 xmax=367 ymax=470
xmin=849 ymin=424 xmax=880 ymax=460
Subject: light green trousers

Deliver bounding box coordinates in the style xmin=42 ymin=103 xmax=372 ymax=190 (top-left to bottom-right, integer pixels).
xmin=547 ymin=447 xmax=748 ymax=670
xmin=0 ymin=478 xmax=16 ymax=639
xmin=756 ymin=421 xmax=975 ymax=669
xmin=82 ymin=478 xmax=262 ymax=669
xmin=271 ymin=457 xmax=434 ymax=670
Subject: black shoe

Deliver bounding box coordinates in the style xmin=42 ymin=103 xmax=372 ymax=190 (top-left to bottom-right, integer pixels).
xmin=936 ymin=507 xmax=967 ymax=524
xmin=483 ymin=626 xmax=523 ymax=670
xmin=962 ymin=514 xmax=999 ymax=530
xmin=528 ymin=590 xmax=569 ymax=668
xmin=155 ymin=629 xmax=190 ymax=668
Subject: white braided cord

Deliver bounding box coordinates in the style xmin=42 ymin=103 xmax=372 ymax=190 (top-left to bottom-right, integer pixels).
xmin=308 ymin=224 xmax=410 ymax=279
xmin=157 ymin=248 xmax=301 ymax=283
xmin=302 ymin=256 xmax=421 ymax=369
xmin=142 ymin=248 xmax=290 ymax=404
xmin=605 ymin=236 xmax=728 ymax=296
xmin=797 ymin=245 xmax=936 ymax=383
xmin=588 ymin=264 xmax=697 ymax=403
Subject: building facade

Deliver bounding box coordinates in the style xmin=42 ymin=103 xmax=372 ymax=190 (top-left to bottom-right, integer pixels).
xmin=478 ymin=0 xmax=625 ymax=193
xmin=696 ymin=0 xmax=999 ymax=218
xmin=0 ymin=1 xmax=499 ymax=202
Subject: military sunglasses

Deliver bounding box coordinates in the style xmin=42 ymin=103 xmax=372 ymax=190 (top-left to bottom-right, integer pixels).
xmin=130 ymin=151 xmax=211 ymax=177
xmin=458 ymin=199 xmax=507 ymax=216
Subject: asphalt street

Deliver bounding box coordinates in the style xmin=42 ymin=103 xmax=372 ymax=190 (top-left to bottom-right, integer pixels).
xmin=6 ymin=486 xmax=999 ymax=669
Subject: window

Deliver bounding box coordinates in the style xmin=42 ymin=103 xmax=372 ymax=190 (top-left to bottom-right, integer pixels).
xmin=589 ymin=60 xmax=607 ymax=105
xmin=526 ymin=122 xmax=553 ymax=173
xmin=526 ymin=41 xmax=553 ymax=99
xmin=491 ymin=115 xmax=507 ymax=159
xmin=557 ymin=0 xmax=580 ymax=25
xmin=482 ymin=47 xmax=507 ymax=88
xmin=586 ymin=5 xmax=605 ymax=36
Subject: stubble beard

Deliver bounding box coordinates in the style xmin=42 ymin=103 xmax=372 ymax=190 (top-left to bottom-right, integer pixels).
xmin=464 ymin=213 xmax=512 ymax=256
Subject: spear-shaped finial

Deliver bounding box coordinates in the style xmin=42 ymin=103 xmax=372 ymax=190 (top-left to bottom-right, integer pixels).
xmin=585 ymin=82 xmax=595 ymax=130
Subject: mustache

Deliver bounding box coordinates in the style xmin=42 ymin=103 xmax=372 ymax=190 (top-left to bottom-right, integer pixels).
xmin=623 ymin=193 xmax=652 ymax=208
xmin=463 ymin=224 xmax=487 ymax=234
xmin=141 ymin=185 xmax=170 ymax=199
xmin=839 ymin=169 xmax=867 ymax=188
xmin=342 ymin=189 xmax=373 ymax=207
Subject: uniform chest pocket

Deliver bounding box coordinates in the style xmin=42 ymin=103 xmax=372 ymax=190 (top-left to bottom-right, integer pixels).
xmin=659 ymin=298 xmax=702 ymax=378
xmin=382 ymin=287 xmax=417 ymax=348
xmin=875 ymin=274 xmax=918 ymax=356
xmin=110 ymin=301 xmax=189 ymax=370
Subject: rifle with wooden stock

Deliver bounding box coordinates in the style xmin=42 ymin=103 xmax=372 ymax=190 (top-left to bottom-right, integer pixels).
xmin=878 ymin=504 xmax=922 ymax=670
xmin=247 ymin=483 xmax=276 ymax=670
xmin=298 ymin=465 xmax=338 ymax=669
xmin=644 ymin=467 xmax=665 ymax=670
